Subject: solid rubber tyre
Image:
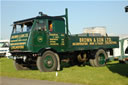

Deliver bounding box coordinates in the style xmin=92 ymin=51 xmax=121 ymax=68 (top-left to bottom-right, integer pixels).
xmin=37 ymin=51 xmax=58 ymax=72
xmin=94 ymin=49 xmax=108 ymax=67
xmin=89 ymin=49 xmax=108 ymax=67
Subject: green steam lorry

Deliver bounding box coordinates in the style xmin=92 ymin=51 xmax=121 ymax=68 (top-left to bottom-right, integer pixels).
xmin=10 ymin=9 xmax=119 ymax=72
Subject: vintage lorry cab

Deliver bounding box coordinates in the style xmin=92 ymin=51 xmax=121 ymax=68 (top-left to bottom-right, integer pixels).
xmin=10 ymin=9 xmax=119 ymax=72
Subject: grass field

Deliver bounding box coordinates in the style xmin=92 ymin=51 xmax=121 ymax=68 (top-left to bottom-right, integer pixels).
xmin=0 ymin=58 xmax=128 ymax=85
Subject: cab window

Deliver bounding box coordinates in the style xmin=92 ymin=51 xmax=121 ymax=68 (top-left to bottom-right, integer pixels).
xmin=13 ymin=21 xmax=33 ymax=33
xmin=36 ymin=20 xmax=46 ymax=31
xmin=48 ymin=20 xmax=53 ymax=32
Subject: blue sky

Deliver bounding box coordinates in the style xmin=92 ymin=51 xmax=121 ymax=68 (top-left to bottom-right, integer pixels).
xmin=1 ymin=1 xmax=128 ymax=39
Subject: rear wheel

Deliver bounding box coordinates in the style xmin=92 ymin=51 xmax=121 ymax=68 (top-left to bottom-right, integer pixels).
xmin=37 ymin=51 xmax=58 ymax=72
xmin=89 ymin=49 xmax=108 ymax=67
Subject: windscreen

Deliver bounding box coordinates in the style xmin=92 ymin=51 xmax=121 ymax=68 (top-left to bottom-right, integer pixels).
xmin=13 ymin=21 xmax=33 ymax=33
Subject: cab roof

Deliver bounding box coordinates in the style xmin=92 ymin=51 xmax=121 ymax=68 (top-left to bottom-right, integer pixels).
xmin=14 ymin=16 xmax=64 ymax=24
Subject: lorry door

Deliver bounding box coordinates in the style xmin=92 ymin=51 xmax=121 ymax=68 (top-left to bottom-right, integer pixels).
xmin=32 ymin=20 xmax=48 ymax=50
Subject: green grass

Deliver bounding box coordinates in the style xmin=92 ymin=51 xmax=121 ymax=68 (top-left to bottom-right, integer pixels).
xmin=0 ymin=58 xmax=128 ymax=85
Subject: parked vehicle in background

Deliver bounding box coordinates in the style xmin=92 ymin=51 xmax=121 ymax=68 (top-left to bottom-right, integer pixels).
xmin=0 ymin=40 xmax=11 ymax=58
xmin=113 ymin=37 xmax=128 ymax=64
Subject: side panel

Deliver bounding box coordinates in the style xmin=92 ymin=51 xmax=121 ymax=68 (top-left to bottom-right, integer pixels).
xmin=52 ymin=20 xmax=65 ymax=34
xmin=10 ymin=32 xmax=29 ymax=51
xmin=49 ymin=33 xmax=65 ymax=52
xmin=68 ymin=35 xmax=119 ymax=51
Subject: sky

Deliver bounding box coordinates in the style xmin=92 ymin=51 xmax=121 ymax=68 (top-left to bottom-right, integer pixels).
xmin=0 ymin=0 xmax=128 ymax=40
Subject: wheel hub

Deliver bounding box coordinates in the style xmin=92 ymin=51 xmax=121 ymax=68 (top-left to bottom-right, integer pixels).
xmin=98 ymin=54 xmax=105 ymax=65
xmin=44 ymin=56 xmax=54 ymax=69
xmin=47 ymin=60 xmax=52 ymax=65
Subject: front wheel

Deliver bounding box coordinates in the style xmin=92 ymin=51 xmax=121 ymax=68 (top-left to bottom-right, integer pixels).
xmin=37 ymin=51 xmax=59 ymax=72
